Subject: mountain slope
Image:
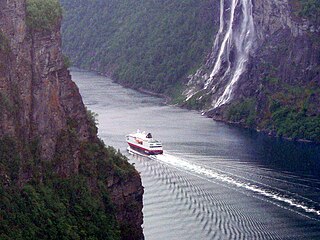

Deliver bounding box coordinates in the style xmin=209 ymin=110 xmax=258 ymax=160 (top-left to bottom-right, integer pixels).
xmin=61 ymin=0 xmax=216 ymax=94
xmin=0 ymin=1 xmax=143 ymax=239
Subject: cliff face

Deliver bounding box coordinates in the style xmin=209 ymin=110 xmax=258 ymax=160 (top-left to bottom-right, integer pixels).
xmin=0 ymin=0 xmax=143 ymax=239
xmin=185 ymin=0 xmax=319 ymax=103
xmin=0 ymin=0 xmax=89 ymax=165
xmin=107 ymin=171 xmax=144 ymax=238
xmin=184 ymin=0 xmax=320 ymax=142
xmin=240 ymin=0 xmax=319 ymax=97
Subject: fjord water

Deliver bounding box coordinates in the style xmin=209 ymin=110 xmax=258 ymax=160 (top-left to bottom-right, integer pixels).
xmin=71 ymin=69 xmax=320 ymax=239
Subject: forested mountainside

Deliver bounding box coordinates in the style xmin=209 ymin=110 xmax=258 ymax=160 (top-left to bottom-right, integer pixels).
xmin=61 ymin=0 xmax=216 ymax=94
xmin=61 ymin=0 xmax=320 ymax=143
xmin=0 ymin=1 xmax=143 ymax=239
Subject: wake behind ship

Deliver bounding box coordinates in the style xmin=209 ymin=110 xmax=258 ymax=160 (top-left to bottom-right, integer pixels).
xmin=126 ymin=130 xmax=163 ymax=155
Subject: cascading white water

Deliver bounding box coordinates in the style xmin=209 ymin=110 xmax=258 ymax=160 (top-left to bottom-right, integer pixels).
xmin=204 ymin=0 xmax=255 ymax=108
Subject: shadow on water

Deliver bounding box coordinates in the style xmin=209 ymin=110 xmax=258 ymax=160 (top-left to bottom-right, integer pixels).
xmin=238 ymin=128 xmax=320 ymax=178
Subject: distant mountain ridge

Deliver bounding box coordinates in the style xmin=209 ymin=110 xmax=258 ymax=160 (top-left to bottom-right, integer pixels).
xmin=61 ymin=0 xmax=320 ymax=143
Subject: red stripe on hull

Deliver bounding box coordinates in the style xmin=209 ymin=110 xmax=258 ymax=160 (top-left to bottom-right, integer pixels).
xmin=127 ymin=142 xmax=163 ymax=155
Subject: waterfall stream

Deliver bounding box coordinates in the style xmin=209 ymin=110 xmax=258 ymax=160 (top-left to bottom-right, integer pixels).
xmin=204 ymin=0 xmax=255 ymax=108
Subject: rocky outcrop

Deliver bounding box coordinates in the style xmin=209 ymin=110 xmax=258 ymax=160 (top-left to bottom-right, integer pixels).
xmin=250 ymin=0 xmax=319 ymax=87
xmin=183 ymin=0 xmax=320 ymax=142
xmin=185 ymin=0 xmax=319 ymax=104
xmin=0 ymin=0 xmax=90 ymax=165
xmin=227 ymin=0 xmax=320 ymax=118
xmin=0 ymin=0 xmax=144 ymax=238
xmin=107 ymin=172 xmax=144 ymax=239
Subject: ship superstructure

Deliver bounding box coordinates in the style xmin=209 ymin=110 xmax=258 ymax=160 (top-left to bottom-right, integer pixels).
xmin=126 ymin=130 xmax=163 ymax=155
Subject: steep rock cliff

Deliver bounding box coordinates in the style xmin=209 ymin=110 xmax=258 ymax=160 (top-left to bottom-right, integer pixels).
xmin=184 ymin=0 xmax=320 ymax=142
xmin=0 ymin=0 xmax=88 ymax=168
xmin=0 ymin=0 xmax=143 ymax=239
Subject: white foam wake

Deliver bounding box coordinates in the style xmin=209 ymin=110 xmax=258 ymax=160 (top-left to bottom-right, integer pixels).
xmin=153 ymin=153 xmax=320 ymax=218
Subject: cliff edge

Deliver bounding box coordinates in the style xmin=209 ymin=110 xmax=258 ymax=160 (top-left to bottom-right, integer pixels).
xmin=0 ymin=0 xmax=143 ymax=239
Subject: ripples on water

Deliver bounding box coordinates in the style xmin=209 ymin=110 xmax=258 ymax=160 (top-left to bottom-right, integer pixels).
xmin=72 ymin=69 xmax=320 ymax=240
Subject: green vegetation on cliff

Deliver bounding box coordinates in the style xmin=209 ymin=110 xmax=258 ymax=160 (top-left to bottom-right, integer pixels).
xmin=265 ymin=83 xmax=320 ymax=142
xmin=0 ymin=177 xmax=120 ymax=240
xmin=0 ymin=116 xmax=136 ymax=240
xmin=297 ymin=0 xmax=320 ymax=24
xmin=225 ymin=82 xmax=320 ymax=143
xmin=61 ymin=0 xmax=215 ymax=94
xmin=269 ymin=105 xmax=320 ymax=142
xmin=26 ymin=0 xmax=62 ymax=30
xmin=225 ymin=99 xmax=257 ymax=128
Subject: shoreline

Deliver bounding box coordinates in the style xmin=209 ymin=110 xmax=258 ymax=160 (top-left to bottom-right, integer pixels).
xmin=87 ymin=68 xmax=172 ymax=104
xmin=72 ymin=66 xmax=319 ymax=146
xmin=209 ymin=115 xmax=318 ymax=145
xmin=136 ymin=87 xmax=172 ymax=104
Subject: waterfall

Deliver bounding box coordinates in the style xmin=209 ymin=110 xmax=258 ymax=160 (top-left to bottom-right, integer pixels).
xmin=204 ymin=0 xmax=255 ymax=108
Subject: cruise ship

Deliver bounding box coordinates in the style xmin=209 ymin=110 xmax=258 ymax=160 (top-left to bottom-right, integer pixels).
xmin=126 ymin=130 xmax=163 ymax=155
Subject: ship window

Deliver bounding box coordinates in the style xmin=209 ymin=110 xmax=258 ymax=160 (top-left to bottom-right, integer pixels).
xmin=146 ymin=133 xmax=152 ymax=138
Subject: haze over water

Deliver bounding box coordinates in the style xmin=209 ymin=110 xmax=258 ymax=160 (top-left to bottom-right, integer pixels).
xmin=72 ymin=69 xmax=320 ymax=240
